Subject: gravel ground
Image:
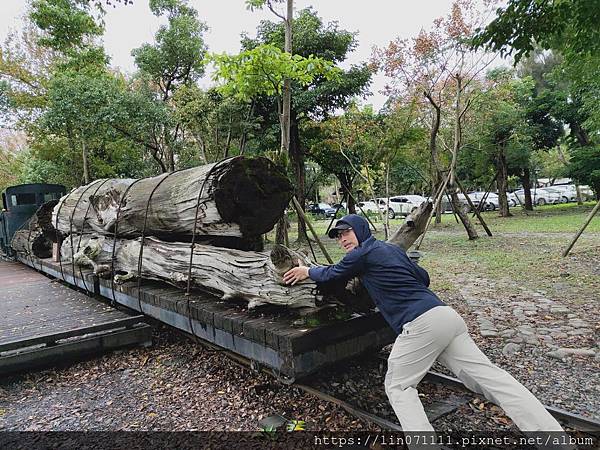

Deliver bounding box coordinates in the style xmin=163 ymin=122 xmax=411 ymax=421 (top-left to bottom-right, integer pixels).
xmin=0 ymin=326 xmax=377 ymax=431
xmin=420 ymin=231 xmax=600 ymax=422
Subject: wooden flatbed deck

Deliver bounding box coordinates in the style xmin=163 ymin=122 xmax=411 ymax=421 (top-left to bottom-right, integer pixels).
xmin=17 ymin=255 xmax=396 ymax=381
xmin=0 ymin=259 xmax=152 ymax=375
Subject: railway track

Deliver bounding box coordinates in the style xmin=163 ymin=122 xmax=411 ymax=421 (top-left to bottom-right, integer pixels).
xmin=186 ymin=330 xmax=600 ymax=436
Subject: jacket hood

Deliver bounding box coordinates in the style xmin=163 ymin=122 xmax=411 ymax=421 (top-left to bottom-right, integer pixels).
xmin=338 ymin=214 xmax=372 ymax=244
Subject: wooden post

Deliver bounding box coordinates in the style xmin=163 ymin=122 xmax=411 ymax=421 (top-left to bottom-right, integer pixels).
xmin=473 ymin=171 xmax=498 ymax=217
xmin=415 ymin=170 xmax=453 ymax=250
xmin=291 ymin=196 xmax=334 ymax=264
xmin=445 ymin=192 xmax=460 ymax=224
xmin=455 ymin=177 xmax=492 ymax=237
xmin=562 ymin=199 xmax=600 ymax=257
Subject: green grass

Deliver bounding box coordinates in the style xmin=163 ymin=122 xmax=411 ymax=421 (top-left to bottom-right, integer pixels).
xmin=267 ymin=202 xmax=600 ymax=303
xmin=279 ymin=201 xmax=599 ymax=243
xmin=434 ymin=201 xmax=600 ymax=234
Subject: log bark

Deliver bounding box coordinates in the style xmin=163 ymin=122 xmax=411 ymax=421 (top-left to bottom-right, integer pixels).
xmin=11 ymin=200 xmax=59 ymax=258
xmin=52 ymin=156 xmax=293 ymax=241
xmin=61 ymin=235 xmax=320 ymax=309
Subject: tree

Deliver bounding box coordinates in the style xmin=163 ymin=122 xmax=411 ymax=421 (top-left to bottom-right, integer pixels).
xmin=307 ymin=104 xmax=384 ymax=217
xmin=246 ymin=0 xmax=294 ymax=156
xmin=131 ymin=0 xmax=208 ymax=172
xmin=28 ymin=0 xmax=113 ymax=183
xmin=41 ymin=69 xmax=116 ymax=183
xmin=0 ymin=132 xmax=27 ymax=192
xmin=474 ymin=0 xmax=600 ymax=202
xmin=569 ymin=146 xmax=600 ymax=200
xmin=0 ymin=25 xmax=56 ymax=128
xmin=469 ymin=69 xmax=536 ymax=216
xmin=173 ymin=85 xmax=258 ymax=164
xmin=373 ymin=0 xmax=496 ymax=238
xmin=241 ymin=7 xmax=372 ymax=239
xmin=473 ymin=0 xmax=600 ymax=62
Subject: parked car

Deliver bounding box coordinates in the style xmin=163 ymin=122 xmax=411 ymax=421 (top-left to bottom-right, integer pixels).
xmin=541 ymin=187 xmax=570 ymax=203
xmin=506 ymin=192 xmax=519 ymax=207
xmin=469 ymin=192 xmax=501 ymax=211
xmin=548 ymin=185 xmax=576 ymax=202
xmin=306 ymin=202 xmax=336 ymax=218
xmin=537 ymin=188 xmax=563 ymax=205
xmin=550 ymin=184 xmax=598 ymax=202
xmin=356 ymin=200 xmax=380 ymax=215
xmin=454 ymin=193 xmax=484 ymax=212
xmin=514 ymin=188 xmax=561 ymax=206
xmin=378 ymin=195 xmax=427 ymax=219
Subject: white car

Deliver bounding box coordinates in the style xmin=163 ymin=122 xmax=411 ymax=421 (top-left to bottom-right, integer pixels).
xmin=378 ymin=195 xmax=427 ymax=219
xmin=541 ymin=187 xmax=569 ymax=203
xmin=506 ymin=192 xmax=519 ymax=207
xmin=550 ymin=184 xmax=597 ymax=202
xmin=514 ymin=188 xmax=561 ymax=206
xmin=356 ymin=200 xmax=379 ymax=215
xmin=467 ymin=192 xmax=501 ymax=211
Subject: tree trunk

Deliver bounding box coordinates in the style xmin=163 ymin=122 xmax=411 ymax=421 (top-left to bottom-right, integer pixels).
xmin=576 ymin=184 xmax=583 ymax=205
xmin=449 ymin=191 xmax=478 ymax=240
xmin=53 ymin=156 xmax=293 ymax=241
xmin=280 ymin=0 xmax=293 ymax=156
xmin=10 ymin=200 xmax=60 ymax=258
xmin=337 ymin=173 xmax=355 ymax=214
xmin=290 ymin=116 xmax=307 ymax=242
xmin=497 ymin=144 xmax=511 ymax=217
xmin=387 ymin=201 xmax=433 ymax=249
xmin=424 ymin=92 xmax=442 ymax=225
xmin=82 ymin=137 xmax=90 ymax=185
xmin=523 ymin=168 xmax=534 ymax=210
xmin=569 ymin=121 xmax=591 ymax=146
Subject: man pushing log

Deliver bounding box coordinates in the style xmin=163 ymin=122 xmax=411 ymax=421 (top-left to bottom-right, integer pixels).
xmin=283 ymin=214 xmax=571 ymax=449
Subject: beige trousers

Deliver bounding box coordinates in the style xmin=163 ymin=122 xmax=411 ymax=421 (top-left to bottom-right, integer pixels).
xmin=385 ymin=305 xmax=565 ymax=435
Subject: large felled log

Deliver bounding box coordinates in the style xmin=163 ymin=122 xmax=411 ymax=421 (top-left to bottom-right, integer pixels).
xmin=11 ymin=200 xmax=59 ymax=258
xmin=61 ymin=235 xmax=321 ymax=309
xmin=52 ymin=156 xmax=293 ymax=241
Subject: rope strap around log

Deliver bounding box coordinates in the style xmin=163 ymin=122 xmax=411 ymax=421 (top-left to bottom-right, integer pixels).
xmin=110 ymin=178 xmax=143 ymax=307
xmin=75 ymin=178 xmax=111 ymax=295
xmin=69 ymin=179 xmax=105 ymax=296
xmin=186 ymin=156 xmax=238 ymax=339
xmin=136 ymin=169 xmax=184 ymax=314
xmin=55 ymin=188 xmax=77 ymax=283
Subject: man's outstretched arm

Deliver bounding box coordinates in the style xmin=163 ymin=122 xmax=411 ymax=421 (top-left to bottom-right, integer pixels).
xmin=283 ymin=249 xmax=366 ymax=285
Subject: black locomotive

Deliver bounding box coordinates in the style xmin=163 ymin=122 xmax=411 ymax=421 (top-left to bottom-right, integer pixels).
xmin=0 ymin=183 xmax=66 ymax=256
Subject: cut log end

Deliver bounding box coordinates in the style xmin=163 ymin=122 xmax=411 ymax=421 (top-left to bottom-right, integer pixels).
xmin=214 ymin=157 xmax=294 ymax=237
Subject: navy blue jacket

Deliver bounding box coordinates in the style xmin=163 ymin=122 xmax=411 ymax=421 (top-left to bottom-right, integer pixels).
xmin=308 ymin=214 xmax=445 ymax=335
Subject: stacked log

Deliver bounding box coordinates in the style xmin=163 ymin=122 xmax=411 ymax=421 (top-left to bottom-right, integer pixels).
xmin=11 ymin=200 xmax=59 ymax=258
xmin=61 ymin=236 xmax=320 ymax=309
xmin=13 ymin=156 xmax=432 ymax=310
xmin=52 ymin=156 xmax=293 ymax=242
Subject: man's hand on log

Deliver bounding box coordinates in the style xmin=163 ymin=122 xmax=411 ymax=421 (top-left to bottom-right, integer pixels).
xmin=283 ymin=265 xmax=310 ymax=285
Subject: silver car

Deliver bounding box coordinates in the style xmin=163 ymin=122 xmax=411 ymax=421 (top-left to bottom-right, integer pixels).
xmin=378 ymin=195 xmax=427 ymax=219
xmin=514 ymin=188 xmax=561 ymax=206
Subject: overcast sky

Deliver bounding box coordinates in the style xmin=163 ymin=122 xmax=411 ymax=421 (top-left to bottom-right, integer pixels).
xmin=1 ymin=0 xmax=465 ymax=110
